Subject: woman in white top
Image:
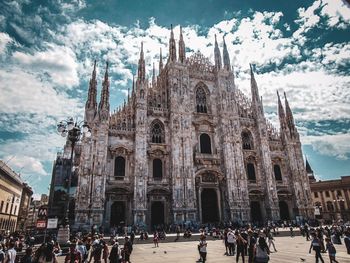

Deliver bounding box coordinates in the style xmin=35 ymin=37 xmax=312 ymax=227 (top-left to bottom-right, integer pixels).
xmin=198 ymin=235 xmax=207 ymax=263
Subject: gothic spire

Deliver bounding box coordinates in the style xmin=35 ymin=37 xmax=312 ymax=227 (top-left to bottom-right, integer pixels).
xmin=214 ymin=34 xmax=222 ymax=70
xmin=152 ymin=62 xmax=156 ymax=86
xmin=222 ymin=36 xmax=230 ymax=71
xmin=98 ymin=61 xmax=110 ymax=119
xmin=159 ymin=48 xmax=163 ymax=72
xmin=168 ymin=24 xmax=177 ymax=62
xmin=178 ymin=26 xmax=186 ymax=63
xmin=137 ymin=42 xmax=145 ymax=82
xmin=250 ymin=64 xmax=260 ymax=103
xmin=85 ymin=60 xmax=97 ymax=110
xmin=277 ymin=91 xmax=287 ymax=130
xmin=284 ymin=92 xmax=296 ymax=131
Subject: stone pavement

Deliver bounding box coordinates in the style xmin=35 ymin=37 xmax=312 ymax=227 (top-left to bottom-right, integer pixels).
xmin=129 ymin=235 xmax=350 ymax=263
xmin=56 ymin=235 xmax=350 ymax=263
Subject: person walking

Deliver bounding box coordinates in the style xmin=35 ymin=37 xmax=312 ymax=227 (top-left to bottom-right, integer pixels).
xmin=122 ymin=237 xmax=133 ymax=263
xmin=247 ymin=230 xmax=256 ymax=263
xmin=254 ymin=237 xmax=270 ymax=263
xmin=77 ymin=240 xmax=88 ymax=263
xmin=108 ymin=239 xmax=120 ymax=263
xmin=235 ymin=233 xmax=246 ymax=263
xmin=325 ymin=237 xmax=339 ymax=263
xmin=344 ymin=231 xmax=350 ymax=254
xmin=198 ymin=235 xmax=207 ymax=263
xmin=309 ymin=233 xmax=325 ymax=263
xmin=65 ymin=243 xmax=82 ymax=263
xmin=267 ymin=232 xmax=277 ymax=252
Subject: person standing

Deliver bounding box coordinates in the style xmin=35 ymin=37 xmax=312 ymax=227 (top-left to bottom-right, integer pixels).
xmin=227 ymin=229 xmax=236 ymax=256
xmin=77 ymin=240 xmax=88 ymax=263
xmin=198 ymin=235 xmax=207 ymax=263
xmin=309 ymin=233 xmax=324 ymax=263
xmin=325 ymin=237 xmax=339 ymax=263
xmin=5 ymin=242 xmax=16 ymax=263
xmin=153 ymin=232 xmax=159 ymax=248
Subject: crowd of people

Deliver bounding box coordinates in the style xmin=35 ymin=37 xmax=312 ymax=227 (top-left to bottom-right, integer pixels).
xmin=0 ymin=222 xmax=349 ymax=263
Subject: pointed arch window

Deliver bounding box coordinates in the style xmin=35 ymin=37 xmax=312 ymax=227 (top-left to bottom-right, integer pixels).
xmin=200 ymin=133 xmax=212 ymax=154
xmin=151 ymin=120 xmax=165 ymax=143
xmin=153 ymin=159 xmax=163 ymax=180
xmin=246 ymin=163 xmax=256 ymax=181
xmin=274 ymin=164 xmax=282 ymax=181
xmin=115 ymin=156 xmax=125 ymax=179
xmin=196 ymin=86 xmax=208 ymax=113
xmin=242 ymin=131 xmax=254 ymax=150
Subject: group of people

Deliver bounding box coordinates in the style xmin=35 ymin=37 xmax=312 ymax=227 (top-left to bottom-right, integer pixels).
xmin=196 ymin=227 xmax=273 ymax=263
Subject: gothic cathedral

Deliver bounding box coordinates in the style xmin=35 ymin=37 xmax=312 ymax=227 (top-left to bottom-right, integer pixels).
xmin=74 ymin=26 xmax=314 ymax=231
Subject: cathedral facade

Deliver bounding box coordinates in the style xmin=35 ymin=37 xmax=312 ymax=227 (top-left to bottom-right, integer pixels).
xmin=74 ymin=26 xmax=314 ymax=231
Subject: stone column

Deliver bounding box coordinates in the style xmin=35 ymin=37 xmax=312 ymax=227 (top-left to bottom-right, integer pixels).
xmin=216 ymin=188 xmax=222 ymax=221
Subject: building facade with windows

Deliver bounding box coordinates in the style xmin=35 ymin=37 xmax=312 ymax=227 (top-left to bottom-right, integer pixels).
xmin=309 ymin=173 xmax=350 ymax=222
xmin=0 ymin=160 xmax=32 ymax=234
xmin=72 ymin=27 xmax=314 ymax=231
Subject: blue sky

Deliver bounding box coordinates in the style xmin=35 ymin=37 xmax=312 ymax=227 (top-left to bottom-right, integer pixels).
xmin=0 ymin=0 xmax=349 ymax=196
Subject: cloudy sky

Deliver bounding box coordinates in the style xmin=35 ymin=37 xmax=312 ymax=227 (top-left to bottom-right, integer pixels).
xmin=0 ymin=0 xmax=349 ymax=196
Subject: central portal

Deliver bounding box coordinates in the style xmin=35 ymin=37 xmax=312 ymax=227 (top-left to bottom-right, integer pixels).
xmin=151 ymin=201 xmax=164 ymax=229
xmin=110 ymin=201 xmax=125 ymax=227
xmin=201 ymin=188 xmax=219 ymax=223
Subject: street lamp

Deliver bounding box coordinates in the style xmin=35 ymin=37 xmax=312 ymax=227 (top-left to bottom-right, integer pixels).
xmin=57 ymin=118 xmax=91 ymax=226
xmin=333 ymin=195 xmax=345 ymax=221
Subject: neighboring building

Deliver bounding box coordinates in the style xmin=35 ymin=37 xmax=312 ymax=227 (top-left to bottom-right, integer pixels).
xmin=17 ymin=183 xmax=33 ymax=231
xmin=309 ymin=162 xmax=350 ymax=222
xmin=48 ymin=151 xmax=78 ymax=225
xmin=69 ymin=27 xmax=313 ymax=231
xmin=25 ymin=194 xmax=49 ymax=230
xmin=0 ymin=160 xmax=33 ymax=233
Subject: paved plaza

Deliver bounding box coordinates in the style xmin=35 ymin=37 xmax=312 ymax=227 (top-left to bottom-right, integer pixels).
xmin=54 ymin=234 xmax=350 ymax=263
xmin=129 ymin=235 xmax=350 ymax=263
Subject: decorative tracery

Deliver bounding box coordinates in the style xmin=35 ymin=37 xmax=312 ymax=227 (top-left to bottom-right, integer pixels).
xmin=196 ymin=86 xmax=208 ymax=113
xmin=150 ymin=120 xmax=165 ymax=143
xmin=242 ymin=131 xmax=254 ymax=150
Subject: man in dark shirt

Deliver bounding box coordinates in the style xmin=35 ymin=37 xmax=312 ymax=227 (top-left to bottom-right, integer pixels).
xmin=123 ymin=237 xmax=133 ymax=263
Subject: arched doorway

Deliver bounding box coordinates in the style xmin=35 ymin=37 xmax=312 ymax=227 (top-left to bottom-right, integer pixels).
xmin=201 ymin=188 xmax=219 ymax=223
xmin=279 ymin=201 xmax=290 ymax=220
xmin=110 ymin=201 xmax=125 ymax=227
xmin=250 ymin=201 xmax=262 ymax=223
xmin=151 ymin=202 xmax=164 ymax=229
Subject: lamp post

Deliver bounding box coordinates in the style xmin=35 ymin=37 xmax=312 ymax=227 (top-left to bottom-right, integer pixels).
xmin=57 ymin=118 xmax=91 ymax=226
xmin=333 ymin=195 xmax=345 ymax=221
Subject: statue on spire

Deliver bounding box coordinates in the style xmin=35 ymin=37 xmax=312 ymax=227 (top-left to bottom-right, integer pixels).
xmin=85 ymin=60 xmax=98 ymax=123
xmin=98 ymin=61 xmax=110 ymax=121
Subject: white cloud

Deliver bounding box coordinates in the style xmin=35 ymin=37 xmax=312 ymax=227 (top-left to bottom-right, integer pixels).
xmin=0 ymin=32 xmax=13 ymax=54
xmin=321 ymin=0 xmax=350 ymax=28
xmin=6 ymin=155 xmax=48 ymax=176
xmin=13 ymin=43 xmax=79 ymax=88
xmin=302 ymin=133 xmax=350 ymax=160
xmin=0 ymin=69 xmax=82 ymax=116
